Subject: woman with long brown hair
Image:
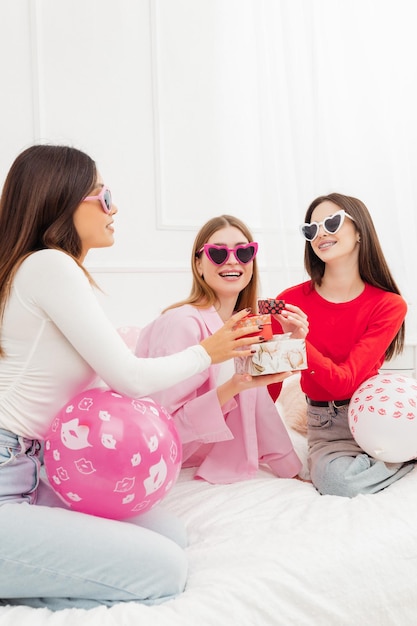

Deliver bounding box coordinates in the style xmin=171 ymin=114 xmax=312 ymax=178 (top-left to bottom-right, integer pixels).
xmin=269 ymin=192 xmax=413 ymax=497
xmin=0 ymin=145 xmax=263 ymax=610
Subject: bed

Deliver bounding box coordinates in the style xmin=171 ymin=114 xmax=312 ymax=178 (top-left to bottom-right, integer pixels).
xmin=1 ymin=376 xmax=417 ymax=625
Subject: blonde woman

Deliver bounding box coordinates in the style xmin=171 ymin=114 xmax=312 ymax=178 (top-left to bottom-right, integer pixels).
xmin=137 ymin=215 xmax=303 ymax=483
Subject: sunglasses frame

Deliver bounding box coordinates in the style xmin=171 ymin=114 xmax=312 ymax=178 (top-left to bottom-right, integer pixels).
xmin=197 ymin=242 xmax=259 ymax=266
xmin=300 ymin=210 xmax=354 ymax=242
xmin=83 ymin=185 xmax=113 ymax=214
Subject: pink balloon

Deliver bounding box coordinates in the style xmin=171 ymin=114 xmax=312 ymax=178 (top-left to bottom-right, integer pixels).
xmin=348 ymin=372 xmax=417 ymax=462
xmin=44 ymin=388 xmax=182 ymax=519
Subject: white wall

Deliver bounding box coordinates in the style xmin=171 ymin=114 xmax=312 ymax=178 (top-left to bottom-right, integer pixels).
xmin=1 ymin=0 xmax=417 ymax=339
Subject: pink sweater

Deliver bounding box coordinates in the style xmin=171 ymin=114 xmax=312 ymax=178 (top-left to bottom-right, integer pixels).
xmin=137 ymin=305 xmax=301 ymax=484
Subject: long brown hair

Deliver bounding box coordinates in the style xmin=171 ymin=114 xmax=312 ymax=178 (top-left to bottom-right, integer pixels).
xmin=0 ymin=144 xmax=98 ymax=355
xmin=164 ymin=215 xmax=259 ymax=313
xmin=303 ymin=192 xmax=404 ymax=359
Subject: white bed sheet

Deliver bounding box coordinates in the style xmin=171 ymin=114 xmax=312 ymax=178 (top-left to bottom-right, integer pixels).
xmin=1 ymin=429 xmax=417 ymax=626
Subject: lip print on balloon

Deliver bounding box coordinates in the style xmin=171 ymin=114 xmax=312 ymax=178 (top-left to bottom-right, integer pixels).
xmin=348 ymin=373 xmax=417 ymax=463
xmin=61 ymin=418 xmax=92 ymax=450
xmin=44 ymin=389 xmax=182 ymax=519
xmin=74 ymin=458 xmax=95 ymax=474
xmin=144 ymin=456 xmax=168 ymax=495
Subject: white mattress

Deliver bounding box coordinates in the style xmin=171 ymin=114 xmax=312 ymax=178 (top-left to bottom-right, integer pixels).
xmin=1 ymin=427 xmax=417 ymax=625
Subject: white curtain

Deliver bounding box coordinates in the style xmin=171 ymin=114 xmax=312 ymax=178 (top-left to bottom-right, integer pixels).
xmin=152 ymin=0 xmax=417 ymax=331
xmin=0 ymin=0 xmax=416 ymax=333
xmin=258 ymin=0 xmax=417 ymax=331
xmin=256 ymin=0 xmax=417 ymax=292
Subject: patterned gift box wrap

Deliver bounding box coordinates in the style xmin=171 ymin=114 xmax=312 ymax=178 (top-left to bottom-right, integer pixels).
xmin=235 ymin=333 xmax=307 ymax=376
xmin=257 ymin=299 xmax=285 ymax=316
xmin=234 ymin=313 xmax=273 ymax=340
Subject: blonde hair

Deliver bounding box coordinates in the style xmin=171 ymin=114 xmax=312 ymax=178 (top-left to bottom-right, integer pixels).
xmin=164 ymin=215 xmax=259 ymax=313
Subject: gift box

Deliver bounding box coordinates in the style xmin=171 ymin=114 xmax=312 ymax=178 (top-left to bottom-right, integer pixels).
xmin=234 ymin=314 xmax=273 ymax=340
xmin=234 ymin=334 xmax=307 ymax=376
xmin=258 ymin=299 xmax=285 ymax=315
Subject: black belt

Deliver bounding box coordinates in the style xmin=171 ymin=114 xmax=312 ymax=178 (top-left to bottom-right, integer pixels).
xmin=306 ymin=396 xmax=351 ymax=408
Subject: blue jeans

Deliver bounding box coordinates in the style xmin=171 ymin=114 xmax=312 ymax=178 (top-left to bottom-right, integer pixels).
xmin=0 ymin=428 xmax=187 ymax=610
xmin=307 ymin=405 xmax=415 ymax=497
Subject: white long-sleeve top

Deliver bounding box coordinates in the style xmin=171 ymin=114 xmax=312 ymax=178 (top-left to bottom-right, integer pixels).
xmin=0 ymin=249 xmax=210 ymax=439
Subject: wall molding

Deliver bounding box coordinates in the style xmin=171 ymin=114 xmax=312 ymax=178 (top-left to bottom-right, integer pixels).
xmin=89 ymin=265 xmax=190 ymax=274
xmin=87 ymin=263 xmax=299 ymax=273
xmin=150 ymin=0 xmax=207 ymax=231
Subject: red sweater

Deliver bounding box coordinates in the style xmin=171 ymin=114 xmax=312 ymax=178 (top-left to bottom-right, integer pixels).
xmin=269 ymin=281 xmax=407 ymax=403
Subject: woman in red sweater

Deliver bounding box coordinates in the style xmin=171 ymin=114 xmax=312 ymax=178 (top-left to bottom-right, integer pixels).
xmin=269 ymin=193 xmax=414 ymax=497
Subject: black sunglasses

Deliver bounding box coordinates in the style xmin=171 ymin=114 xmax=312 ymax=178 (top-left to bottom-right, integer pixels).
xmin=197 ymin=242 xmax=258 ymax=266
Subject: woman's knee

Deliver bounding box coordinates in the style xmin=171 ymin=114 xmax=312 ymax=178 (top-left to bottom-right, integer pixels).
xmin=165 ymin=544 xmax=188 ymax=597
xmin=128 ymin=506 xmax=188 ymax=548
xmin=146 ymin=538 xmax=188 ymax=602
xmin=311 ymin=455 xmax=369 ymax=497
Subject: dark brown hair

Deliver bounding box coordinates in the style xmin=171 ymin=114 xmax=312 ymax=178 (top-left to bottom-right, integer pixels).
xmin=303 ymin=192 xmax=404 ymax=359
xmin=0 ymin=144 xmax=97 ymax=354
